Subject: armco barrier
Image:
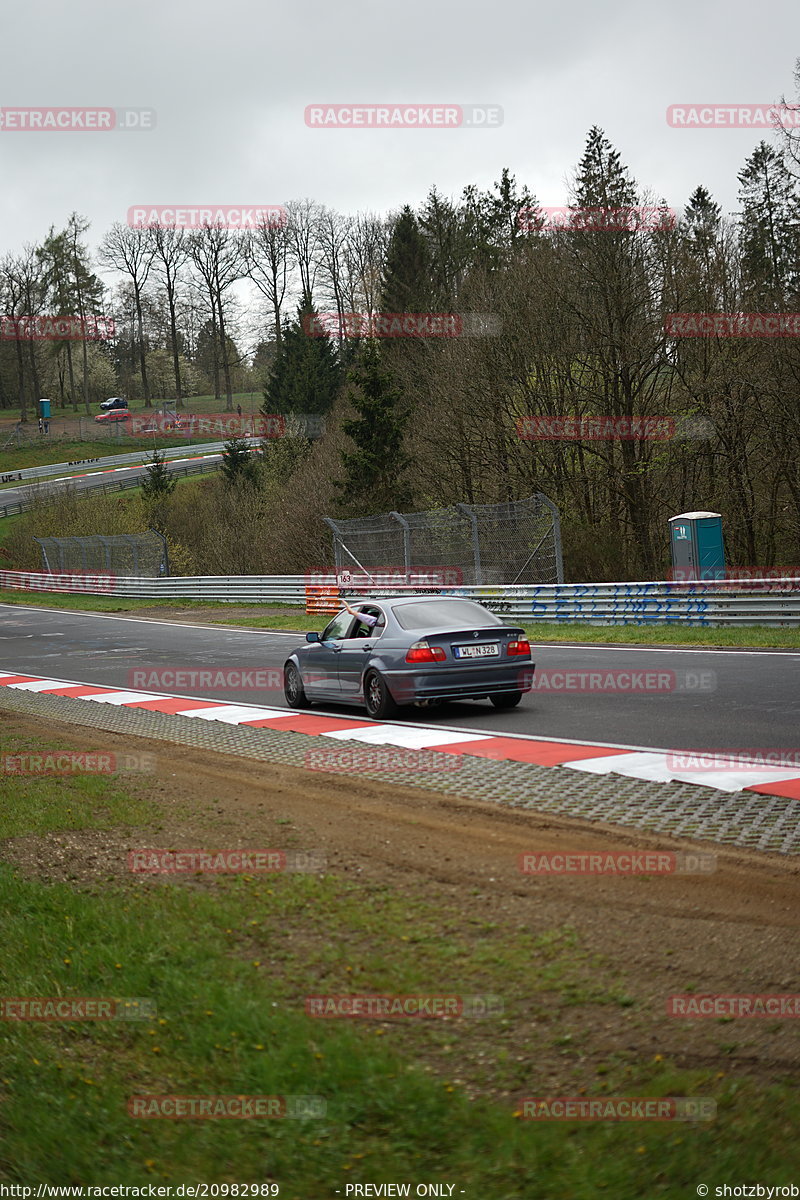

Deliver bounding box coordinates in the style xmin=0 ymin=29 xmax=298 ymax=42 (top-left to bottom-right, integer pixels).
xmin=0 ymin=572 xmax=798 ymax=625
xmin=442 ymin=580 xmax=800 ymax=626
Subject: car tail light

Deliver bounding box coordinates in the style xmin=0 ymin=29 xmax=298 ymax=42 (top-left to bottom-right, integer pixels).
xmin=405 ymin=640 xmax=447 ymax=663
xmin=507 ymin=639 xmax=531 ymax=656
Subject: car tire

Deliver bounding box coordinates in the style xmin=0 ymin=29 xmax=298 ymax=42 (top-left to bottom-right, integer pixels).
xmin=284 ymin=662 xmax=310 ymax=709
xmin=489 ymin=691 xmax=523 ymax=709
xmin=364 ymin=670 xmax=398 ymax=720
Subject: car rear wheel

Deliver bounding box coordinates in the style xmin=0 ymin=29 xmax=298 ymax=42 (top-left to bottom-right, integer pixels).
xmin=489 ymin=690 xmax=523 ymax=709
xmin=364 ymin=670 xmax=398 ymax=720
xmin=284 ymin=662 xmax=309 ymax=709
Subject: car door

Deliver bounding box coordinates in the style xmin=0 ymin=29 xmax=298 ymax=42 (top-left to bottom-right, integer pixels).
xmin=335 ymin=606 xmax=386 ymax=699
xmin=302 ymin=609 xmax=357 ymax=698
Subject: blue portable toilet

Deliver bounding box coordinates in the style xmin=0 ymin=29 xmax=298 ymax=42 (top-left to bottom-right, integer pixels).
xmin=38 ymin=398 xmax=51 ymax=420
xmin=668 ymin=511 xmax=726 ymax=581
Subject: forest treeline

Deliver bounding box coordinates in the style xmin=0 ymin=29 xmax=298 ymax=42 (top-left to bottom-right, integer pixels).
xmin=3 ymin=98 xmax=800 ymax=580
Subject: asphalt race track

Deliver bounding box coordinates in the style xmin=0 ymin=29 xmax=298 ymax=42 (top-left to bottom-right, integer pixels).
xmin=1 ymin=604 xmax=797 ymax=754
xmin=0 ymin=452 xmax=220 ymax=508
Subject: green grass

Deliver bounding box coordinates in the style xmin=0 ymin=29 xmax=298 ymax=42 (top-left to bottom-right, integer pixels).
xmin=0 ymin=392 xmax=264 ymax=428
xmin=222 ymin=613 xmax=800 ymax=645
xmin=0 ymin=591 xmax=283 ymax=616
xmin=0 ymin=727 xmax=159 ymax=839
xmin=515 ymin=621 xmax=800 ymax=648
xmin=1 ymin=755 xmax=799 ymax=1191
xmin=0 ymin=512 xmax=24 ymax=547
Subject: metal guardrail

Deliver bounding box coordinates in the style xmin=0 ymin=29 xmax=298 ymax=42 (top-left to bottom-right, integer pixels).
xmin=0 ymin=571 xmax=799 ymax=625
xmin=0 ymin=570 xmax=311 ymax=603
xmin=442 ymin=581 xmax=800 ymax=626
xmin=0 ymin=438 xmax=260 ymax=486
xmin=0 ymin=458 xmax=220 ymax=519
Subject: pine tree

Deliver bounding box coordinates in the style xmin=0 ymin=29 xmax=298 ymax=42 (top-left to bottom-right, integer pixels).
xmin=262 ymin=292 xmax=341 ymax=416
xmin=737 ymin=141 xmax=800 ymax=304
xmin=335 ymin=340 xmax=412 ymax=513
xmin=380 ymin=206 xmax=433 ymax=315
xmin=141 ymin=449 xmax=177 ymax=532
xmin=462 ymin=168 xmax=539 ymax=263
xmin=141 ymin=450 xmax=177 ymax=499
xmin=220 ymin=437 xmax=261 ymax=487
xmin=418 ymin=188 xmax=465 ymax=306
xmin=573 ymin=127 xmax=638 ymax=210
xmin=683 ymin=186 xmax=722 ymax=257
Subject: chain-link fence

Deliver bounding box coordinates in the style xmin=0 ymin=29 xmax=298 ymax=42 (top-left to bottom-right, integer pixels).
xmin=324 ymin=494 xmax=563 ymax=585
xmin=34 ymin=531 xmax=169 ymax=577
xmin=1 ymin=418 xmax=132 ymax=447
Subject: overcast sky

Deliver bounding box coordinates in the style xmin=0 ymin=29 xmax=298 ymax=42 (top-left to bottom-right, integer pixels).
xmin=1 ymin=0 xmax=798 ymax=258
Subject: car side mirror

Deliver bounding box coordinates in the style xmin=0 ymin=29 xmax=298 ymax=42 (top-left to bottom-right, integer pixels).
xmin=306 ymin=632 xmax=320 ymax=643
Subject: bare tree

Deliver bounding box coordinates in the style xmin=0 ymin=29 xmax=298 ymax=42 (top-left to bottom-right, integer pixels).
xmin=776 ymin=57 xmax=800 ymax=179
xmin=315 ymin=207 xmax=351 ymax=337
xmin=148 ymin=226 xmax=190 ymax=405
xmin=286 ymin=198 xmax=323 ymax=299
xmin=243 ymin=213 xmax=294 ymax=346
xmin=0 ymin=252 xmax=35 ymax=421
xmin=12 ymin=246 xmax=49 ymax=418
xmin=99 ymin=223 xmax=155 ymax=405
xmin=340 ymin=211 xmax=390 ymax=318
xmin=186 ymin=226 xmax=245 ymax=411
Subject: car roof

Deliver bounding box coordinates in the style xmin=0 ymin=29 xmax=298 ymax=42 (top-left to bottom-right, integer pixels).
xmin=346 ymin=595 xmax=478 ymax=610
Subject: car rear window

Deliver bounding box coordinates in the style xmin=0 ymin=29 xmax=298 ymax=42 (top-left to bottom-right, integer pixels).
xmin=392 ymin=599 xmax=502 ymax=630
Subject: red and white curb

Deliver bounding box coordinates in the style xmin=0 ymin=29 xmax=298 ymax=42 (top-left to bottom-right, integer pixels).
xmin=2 ymin=670 xmax=799 ymax=800
xmin=25 ymin=453 xmax=219 ymax=489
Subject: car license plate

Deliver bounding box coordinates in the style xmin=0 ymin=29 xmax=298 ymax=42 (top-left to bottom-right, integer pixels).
xmin=453 ymin=643 xmax=500 ymax=659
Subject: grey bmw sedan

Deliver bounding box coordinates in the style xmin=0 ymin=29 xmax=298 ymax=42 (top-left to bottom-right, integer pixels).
xmin=283 ymin=595 xmax=535 ymax=719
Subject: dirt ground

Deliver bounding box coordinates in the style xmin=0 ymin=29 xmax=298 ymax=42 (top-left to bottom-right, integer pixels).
xmin=2 ymin=709 xmax=798 ymax=1100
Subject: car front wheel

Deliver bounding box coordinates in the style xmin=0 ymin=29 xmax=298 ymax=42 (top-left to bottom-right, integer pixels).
xmin=284 ymin=662 xmax=310 ymax=709
xmin=489 ymin=690 xmax=523 ymax=709
xmin=364 ymin=670 xmax=398 ymax=720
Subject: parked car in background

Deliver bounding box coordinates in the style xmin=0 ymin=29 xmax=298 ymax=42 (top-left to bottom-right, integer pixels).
xmin=99 ymin=396 xmax=128 ymax=411
xmin=284 ymin=595 xmax=535 ymax=719
xmin=94 ymin=409 xmax=131 ymax=424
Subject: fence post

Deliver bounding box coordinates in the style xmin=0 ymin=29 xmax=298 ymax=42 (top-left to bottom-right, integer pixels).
xmin=389 ymin=511 xmax=411 ymax=578
xmin=455 ymin=503 xmax=483 ymax=585
xmin=537 ymin=493 xmax=564 ymax=583
xmin=323 ymin=517 xmax=340 ymax=574
xmin=148 ymin=528 xmax=170 ymax=577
